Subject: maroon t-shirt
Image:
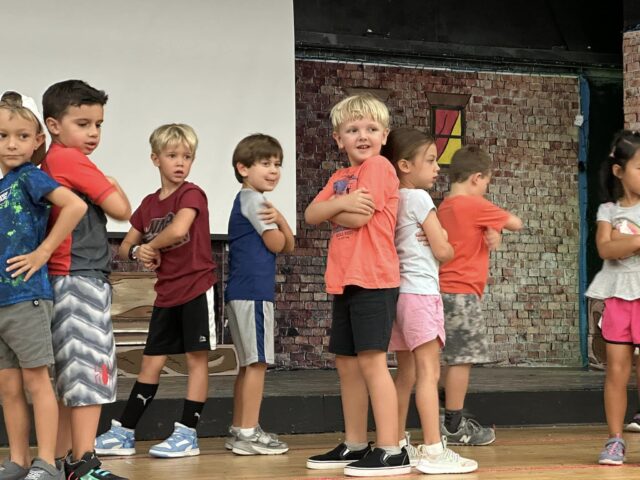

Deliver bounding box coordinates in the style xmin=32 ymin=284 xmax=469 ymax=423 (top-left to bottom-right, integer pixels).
xmin=130 ymin=182 xmax=217 ymax=307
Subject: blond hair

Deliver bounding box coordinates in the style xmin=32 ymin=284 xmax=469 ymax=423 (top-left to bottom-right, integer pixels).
xmin=330 ymin=93 xmax=390 ymax=131
xmin=149 ymin=123 xmax=198 ymax=156
xmin=0 ymin=92 xmax=43 ymax=133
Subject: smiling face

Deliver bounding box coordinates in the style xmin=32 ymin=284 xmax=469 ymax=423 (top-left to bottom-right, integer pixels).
xmin=46 ymin=104 xmax=104 ymax=155
xmin=152 ymin=141 xmax=194 ymax=188
xmin=237 ymin=155 xmax=282 ymax=193
xmin=0 ymin=109 xmax=45 ymax=175
xmin=333 ymin=116 xmax=389 ymax=166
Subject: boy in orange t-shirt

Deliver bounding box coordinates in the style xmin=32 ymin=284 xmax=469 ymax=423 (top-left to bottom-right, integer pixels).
xmin=438 ymin=146 xmax=522 ymax=446
xmin=304 ymin=94 xmax=410 ymax=477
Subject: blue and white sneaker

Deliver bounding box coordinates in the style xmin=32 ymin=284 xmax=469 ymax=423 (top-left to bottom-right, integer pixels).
xmin=598 ymin=437 xmax=625 ymax=465
xmin=95 ymin=420 xmax=136 ymax=456
xmin=149 ymin=422 xmax=200 ymax=458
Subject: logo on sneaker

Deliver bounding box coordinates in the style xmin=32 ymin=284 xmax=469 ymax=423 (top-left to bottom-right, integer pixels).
xmin=199 ymin=335 xmax=207 ymax=342
xmin=194 ymin=412 xmax=201 ymax=419
xmin=137 ymin=394 xmax=153 ymax=406
xmin=459 ymin=435 xmax=472 ymax=444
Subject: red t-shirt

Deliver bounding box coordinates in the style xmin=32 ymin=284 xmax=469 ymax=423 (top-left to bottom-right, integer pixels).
xmin=313 ymin=155 xmax=400 ymax=294
xmin=41 ymin=143 xmax=116 ymax=280
xmin=130 ymin=182 xmax=217 ymax=307
xmin=438 ymin=195 xmax=511 ymax=297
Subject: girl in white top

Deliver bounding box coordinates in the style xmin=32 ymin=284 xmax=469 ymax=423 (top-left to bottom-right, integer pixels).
xmin=382 ymin=128 xmax=477 ymax=474
xmin=586 ymin=130 xmax=640 ymax=466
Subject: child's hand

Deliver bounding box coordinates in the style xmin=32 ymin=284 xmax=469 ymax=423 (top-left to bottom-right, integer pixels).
xmin=484 ymin=228 xmax=502 ymax=251
xmin=341 ymin=188 xmax=375 ymax=215
xmin=416 ymin=228 xmax=429 ymax=246
xmin=260 ymin=201 xmax=281 ymax=226
xmin=6 ymin=249 xmax=50 ymax=281
xmin=137 ymin=244 xmax=159 ymax=263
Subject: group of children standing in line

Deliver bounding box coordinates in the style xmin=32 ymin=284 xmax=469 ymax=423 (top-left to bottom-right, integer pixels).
xmin=0 ymin=80 xmax=637 ymax=480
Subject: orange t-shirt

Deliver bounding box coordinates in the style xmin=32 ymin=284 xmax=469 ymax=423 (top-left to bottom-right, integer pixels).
xmin=313 ymin=155 xmax=400 ymax=294
xmin=438 ymin=195 xmax=511 ymax=297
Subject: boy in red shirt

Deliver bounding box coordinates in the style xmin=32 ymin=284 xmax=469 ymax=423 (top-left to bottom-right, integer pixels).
xmin=438 ymin=146 xmax=522 ymax=446
xmin=41 ymin=79 xmax=131 ymax=480
xmin=304 ymin=94 xmax=410 ymax=477
xmin=95 ymin=123 xmax=217 ymax=459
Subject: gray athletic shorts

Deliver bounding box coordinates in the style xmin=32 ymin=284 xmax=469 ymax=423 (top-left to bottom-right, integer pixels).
xmin=51 ymin=275 xmax=117 ymax=407
xmin=0 ymin=299 xmax=54 ymax=369
xmin=226 ymin=300 xmax=274 ymax=367
xmin=441 ymin=293 xmax=492 ymax=365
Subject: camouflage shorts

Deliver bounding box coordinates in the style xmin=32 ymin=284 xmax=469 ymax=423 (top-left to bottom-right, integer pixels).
xmin=441 ymin=293 xmax=492 ymax=365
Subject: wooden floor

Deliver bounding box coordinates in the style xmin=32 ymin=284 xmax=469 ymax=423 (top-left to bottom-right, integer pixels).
xmin=5 ymin=426 xmax=640 ymax=479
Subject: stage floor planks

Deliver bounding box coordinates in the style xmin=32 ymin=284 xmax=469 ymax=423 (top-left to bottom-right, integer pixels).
xmin=4 ymin=426 xmax=640 ymax=479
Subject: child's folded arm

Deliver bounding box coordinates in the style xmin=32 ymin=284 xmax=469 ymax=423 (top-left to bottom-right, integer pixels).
xmin=100 ymin=176 xmax=132 ymax=221
xmin=6 ymin=186 xmax=87 ymax=281
xmin=597 ymin=220 xmax=640 ymax=260
xmin=146 ymin=207 xmax=197 ymax=250
xmin=421 ymin=210 xmax=454 ymax=263
xmin=305 ymin=188 xmax=374 ymax=226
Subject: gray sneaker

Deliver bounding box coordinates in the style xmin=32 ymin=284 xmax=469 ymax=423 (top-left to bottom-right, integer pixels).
xmin=224 ymin=426 xmax=239 ymax=450
xmin=441 ymin=417 xmax=495 ymax=446
xmin=0 ymin=460 xmax=29 ymax=480
xmin=24 ymin=459 xmax=63 ymax=480
xmin=598 ymin=437 xmax=625 ymax=465
xmin=232 ymin=425 xmax=289 ymax=455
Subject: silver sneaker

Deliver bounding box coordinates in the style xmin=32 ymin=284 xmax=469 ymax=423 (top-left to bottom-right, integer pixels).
xmin=232 ymin=425 xmax=289 ymax=455
xmin=224 ymin=426 xmax=239 ymax=450
xmin=0 ymin=460 xmax=29 ymax=480
xmin=24 ymin=459 xmax=63 ymax=480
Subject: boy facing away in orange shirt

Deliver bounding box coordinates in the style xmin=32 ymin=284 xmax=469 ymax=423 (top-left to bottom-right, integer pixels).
xmin=438 ymin=146 xmax=522 ymax=446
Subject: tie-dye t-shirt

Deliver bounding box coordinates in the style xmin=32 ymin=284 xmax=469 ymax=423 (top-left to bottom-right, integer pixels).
xmin=0 ymin=163 xmax=59 ymax=306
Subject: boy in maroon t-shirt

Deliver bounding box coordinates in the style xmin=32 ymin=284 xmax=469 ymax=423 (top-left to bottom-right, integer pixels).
xmin=95 ymin=123 xmax=217 ymax=458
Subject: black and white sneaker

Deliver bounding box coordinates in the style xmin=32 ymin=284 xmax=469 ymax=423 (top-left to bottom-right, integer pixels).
xmin=306 ymin=442 xmax=372 ymax=469
xmin=343 ymin=447 xmax=411 ymax=477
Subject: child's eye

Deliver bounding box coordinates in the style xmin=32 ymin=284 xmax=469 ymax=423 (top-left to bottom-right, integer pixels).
xmin=20 ymin=133 xmax=31 ymax=140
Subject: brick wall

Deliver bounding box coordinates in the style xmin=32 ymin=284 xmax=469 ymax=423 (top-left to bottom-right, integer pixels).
xmin=112 ymin=59 xmax=582 ymax=368
xmin=624 ymin=30 xmax=640 ymax=129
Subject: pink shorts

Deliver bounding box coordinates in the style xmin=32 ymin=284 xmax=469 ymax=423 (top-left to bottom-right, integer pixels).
xmin=601 ymin=297 xmax=640 ymax=345
xmin=388 ymin=293 xmax=445 ymax=352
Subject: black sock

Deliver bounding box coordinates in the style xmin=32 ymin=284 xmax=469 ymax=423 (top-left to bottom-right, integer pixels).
xmin=120 ymin=382 xmax=159 ymax=429
xmin=444 ymin=409 xmax=463 ymax=433
xmin=180 ymin=399 xmax=205 ymax=428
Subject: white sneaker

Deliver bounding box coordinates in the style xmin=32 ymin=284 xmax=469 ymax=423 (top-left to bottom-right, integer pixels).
xmin=399 ymin=431 xmax=419 ymax=467
xmin=416 ymin=439 xmax=478 ymax=474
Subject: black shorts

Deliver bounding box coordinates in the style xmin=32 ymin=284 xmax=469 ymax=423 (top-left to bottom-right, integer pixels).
xmin=144 ymin=287 xmax=216 ymax=355
xmin=329 ymin=286 xmax=399 ymax=356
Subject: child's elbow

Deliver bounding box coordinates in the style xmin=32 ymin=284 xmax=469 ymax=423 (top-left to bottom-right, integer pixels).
xmin=505 ymin=216 xmax=523 ymax=232
xmin=434 ymin=245 xmax=455 ymax=264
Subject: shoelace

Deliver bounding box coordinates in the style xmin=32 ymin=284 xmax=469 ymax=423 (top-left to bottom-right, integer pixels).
xmin=416 ymin=444 xmax=461 ymax=463
xmin=463 ymin=418 xmax=484 ymax=432
xmin=606 ymin=441 xmax=624 ymax=457
xmin=256 ymin=426 xmax=281 ymax=443
xmin=405 ymin=443 xmax=419 ymax=460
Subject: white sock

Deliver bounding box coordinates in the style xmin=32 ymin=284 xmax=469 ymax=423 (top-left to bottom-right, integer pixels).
xmin=425 ymin=441 xmax=445 ymax=456
xmin=381 ymin=446 xmax=402 ymax=455
xmin=239 ymin=427 xmax=257 ymax=436
xmin=345 ymin=441 xmax=368 ymax=451
xmin=399 ymin=438 xmax=408 ymax=447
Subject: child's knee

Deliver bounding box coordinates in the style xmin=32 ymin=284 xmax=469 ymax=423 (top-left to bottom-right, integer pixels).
xmin=21 ymin=366 xmax=52 ymax=395
xmin=0 ymin=369 xmax=23 ymax=397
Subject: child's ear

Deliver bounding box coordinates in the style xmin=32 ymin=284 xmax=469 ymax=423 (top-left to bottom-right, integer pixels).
xmin=332 ymin=131 xmax=344 ymax=150
xmin=397 ymin=158 xmax=411 ymax=174
xmin=45 ymin=117 xmax=60 ymax=136
xmin=235 ymin=163 xmax=250 ymax=179
xmin=151 ymin=153 xmax=159 ymax=166
xmin=470 ymin=172 xmax=483 ymax=185
xmin=612 ymin=164 xmax=623 ymax=179
xmin=381 ymin=128 xmax=390 ymax=146
xmin=34 ymin=132 xmax=45 ymax=150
